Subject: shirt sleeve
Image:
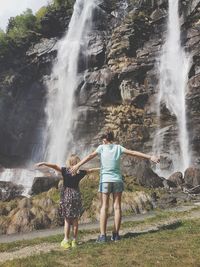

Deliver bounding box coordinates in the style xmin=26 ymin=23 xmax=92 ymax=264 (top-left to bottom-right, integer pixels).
xmin=79 ymin=170 xmax=87 ymax=180
xmin=95 ymin=145 xmax=102 ymax=154
xmin=119 ymin=145 xmax=126 ymax=154
xmin=61 ymin=167 xmax=66 ymax=177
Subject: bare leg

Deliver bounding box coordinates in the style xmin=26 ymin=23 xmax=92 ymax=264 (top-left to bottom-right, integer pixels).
xmin=72 ymin=218 xmax=78 ymax=240
xmin=113 ymin=192 xmax=122 ymax=234
xmin=100 ymin=193 xmax=110 ymax=235
xmin=64 ymin=218 xmax=71 ymax=240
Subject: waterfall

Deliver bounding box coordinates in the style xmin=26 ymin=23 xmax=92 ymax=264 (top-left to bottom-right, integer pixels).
xmin=153 ymin=0 xmax=191 ymax=176
xmin=0 ymin=0 xmax=98 ymax=193
xmin=44 ymin=0 xmax=99 ymax=165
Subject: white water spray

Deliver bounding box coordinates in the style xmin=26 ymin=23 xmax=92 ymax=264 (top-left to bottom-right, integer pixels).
xmin=153 ymin=0 xmax=191 ymax=175
xmin=0 ymin=168 xmax=43 ymax=196
xmin=44 ymin=0 xmax=99 ymax=164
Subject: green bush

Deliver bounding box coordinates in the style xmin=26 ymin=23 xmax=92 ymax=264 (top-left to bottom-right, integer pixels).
xmin=0 ymin=0 xmax=76 ymax=58
xmin=7 ymin=9 xmax=37 ymax=33
xmin=53 ymin=0 xmax=75 ymax=9
xmin=5 ymin=9 xmax=39 ymax=48
xmin=0 ymin=29 xmax=9 ymax=57
xmin=35 ymin=6 xmax=48 ymax=21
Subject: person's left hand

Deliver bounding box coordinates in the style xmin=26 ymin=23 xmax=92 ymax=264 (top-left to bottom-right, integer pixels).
xmin=35 ymin=162 xmax=45 ymax=168
xmin=150 ymin=155 xmax=160 ymax=163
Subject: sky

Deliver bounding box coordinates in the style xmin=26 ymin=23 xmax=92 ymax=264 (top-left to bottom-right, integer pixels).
xmin=0 ymin=0 xmax=50 ymax=31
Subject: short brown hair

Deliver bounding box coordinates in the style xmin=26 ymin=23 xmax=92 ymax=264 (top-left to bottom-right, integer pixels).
xmin=101 ymin=130 xmax=114 ymax=142
xmin=66 ymin=154 xmax=80 ymax=167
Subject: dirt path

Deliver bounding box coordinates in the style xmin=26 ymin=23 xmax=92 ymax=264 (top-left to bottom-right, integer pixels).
xmin=0 ymin=206 xmax=199 ymax=264
xmin=0 ymin=219 xmax=182 ymax=263
xmin=0 ymin=204 xmax=195 ymax=244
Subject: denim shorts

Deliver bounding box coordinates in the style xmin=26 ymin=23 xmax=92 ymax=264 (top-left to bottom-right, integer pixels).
xmin=99 ymin=182 xmax=124 ymax=193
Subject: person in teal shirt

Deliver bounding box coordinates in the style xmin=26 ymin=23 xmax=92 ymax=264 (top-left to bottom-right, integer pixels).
xmin=70 ymin=130 xmax=160 ymax=242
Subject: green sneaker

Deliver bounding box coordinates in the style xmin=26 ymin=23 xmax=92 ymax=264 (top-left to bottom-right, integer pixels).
xmin=61 ymin=240 xmax=71 ymax=249
xmin=71 ymin=240 xmax=77 ymax=248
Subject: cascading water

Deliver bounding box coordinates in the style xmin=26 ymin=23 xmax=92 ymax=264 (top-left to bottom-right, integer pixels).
xmin=0 ymin=0 xmax=99 ymax=193
xmin=0 ymin=169 xmax=42 ymax=196
xmin=153 ymin=0 xmax=191 ymax=176
xmin=44 ymin=0 xmax=99 ymax=165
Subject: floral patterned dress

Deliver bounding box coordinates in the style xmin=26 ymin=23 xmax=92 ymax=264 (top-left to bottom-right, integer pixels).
xmin=59 ymin=168 xmax=87 ymax=219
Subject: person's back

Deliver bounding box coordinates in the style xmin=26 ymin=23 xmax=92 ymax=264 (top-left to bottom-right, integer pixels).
xmin=96 ymin=143 xmax=125 ymax=183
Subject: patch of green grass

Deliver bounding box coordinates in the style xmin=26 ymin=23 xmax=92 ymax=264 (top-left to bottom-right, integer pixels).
xmin=32 ymin=188 xmax=60 ymax=204
xmin=1 ymin=207 xmax=199 ymax=254
xmin=2 ymin=219 xmax=200 ymax=267
xmin=0 ymin=234 xmax=63 ymax=253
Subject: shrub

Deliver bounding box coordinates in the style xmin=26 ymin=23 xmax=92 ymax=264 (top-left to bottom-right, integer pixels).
xmin=35 ymin=6 xmax=49 ymax=30
xmin=7 ymin=9 xmax=37 ymax=33
xmin=0 ymin=29 xmax=9 ymax=57
xmin=53 ymin=0 xmax=75 ymax=9
xmin=6 ymin=9 xmax=39 ymax=48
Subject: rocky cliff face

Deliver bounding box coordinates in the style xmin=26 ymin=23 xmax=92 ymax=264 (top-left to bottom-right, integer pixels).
xmin=0 ymin=0 xmax=200 ymax=175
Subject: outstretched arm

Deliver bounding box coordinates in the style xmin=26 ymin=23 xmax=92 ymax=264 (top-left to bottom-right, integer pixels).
xmin=70 ymin=151 xmax=98 ymax=174
xmin=35 ymin=162 xmax=62 ymax=172
xmin=123 ymin=149 xmax=160 ymax=163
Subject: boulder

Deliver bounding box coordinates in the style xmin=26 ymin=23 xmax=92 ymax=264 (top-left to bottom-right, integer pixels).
xmin=29 ymin=176 xmax=61 ymax=195
xmin=168 ymin=172 xmax=184 ymax=187
xmin=162 ymin=178 xmax=177 ymax=189
xmin=122 ymin=158 xmax=164 ymax=188
xmin=0 ymin=181 xmax=24 ymax=201
xmin=122 ymin=191 xmax=154 ymax=214
xmin=7 ymin=208 xmax=35 ymax=234
xmin=184 ymin=167 xmax=200 ymax=187
xmin=30 ymin=206 xmax=51 ymax=230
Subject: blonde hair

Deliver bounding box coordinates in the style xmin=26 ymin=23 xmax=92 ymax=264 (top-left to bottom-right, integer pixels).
xmin=66 ymin=154 xmax=80 ymax=168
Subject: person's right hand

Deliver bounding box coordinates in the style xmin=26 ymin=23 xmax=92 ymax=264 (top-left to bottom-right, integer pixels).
xmin=150 ymin=156 xmax=160 ymax=164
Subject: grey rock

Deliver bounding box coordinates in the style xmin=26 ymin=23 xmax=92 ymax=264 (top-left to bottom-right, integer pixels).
xmin=184 ymin=167 xmax=200 ymax=187
xmin=0 ymin=181 xmax=24 ymax=201
xmin=168 ymin=172 xmax=184 ymax=187
xmin=122 ymin=158 xmax=164 ymax=188
xmin=29 ymin=176 xmax=61 ymax=195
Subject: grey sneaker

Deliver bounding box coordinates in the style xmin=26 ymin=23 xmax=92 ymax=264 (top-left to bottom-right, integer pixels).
xmin=96 ymin=234 xmax=106 ymax=243
xmin=111 ymin=232 xmax=121 ymax=242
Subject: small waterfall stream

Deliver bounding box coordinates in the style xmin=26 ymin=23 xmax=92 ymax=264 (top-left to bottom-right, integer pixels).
xmin=153 ymin=0 xmax=191 ymax=176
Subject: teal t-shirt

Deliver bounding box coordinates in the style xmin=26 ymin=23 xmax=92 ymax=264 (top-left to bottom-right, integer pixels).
xmin=95 ymin=144 xmax=125 ymax=183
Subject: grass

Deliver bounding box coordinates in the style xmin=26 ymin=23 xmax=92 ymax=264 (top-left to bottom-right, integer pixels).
xmin=0 ymin=207 xmax=199 ymax=253
xmin=1 ymin=218 xmax=200 ymax=267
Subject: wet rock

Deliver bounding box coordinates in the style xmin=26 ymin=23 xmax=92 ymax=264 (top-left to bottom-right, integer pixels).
xmin=122 ymin=158 xmax=164 ymax=188
xmin=162 ymin=179 xmax=177 ymax=189
xmin=122 ymin=191 xmax=154 ymax=214
xmin=168 ymin=172 xmax=184 ymax=187
xmin=184 ymin=167 xmax=200 ymax=187
xmin=31 ymin=207 xmax=51 ymax=230
xmin=29 ymin=176 xmax=61 ymax=195
xmin=7 ymin=208 xmax=35 ymax=234
xmin=184 ymin=185 xmax=200 ymax=194
xmin=18 ymin=198 xmax=32 ymax=209
xmin=150 ymin=8 xmax=167 ymax=22
xmin=87 ymin=32 xmax=106 ymax=69
xmin=0 ymin=181 xmax=24 ymax=201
